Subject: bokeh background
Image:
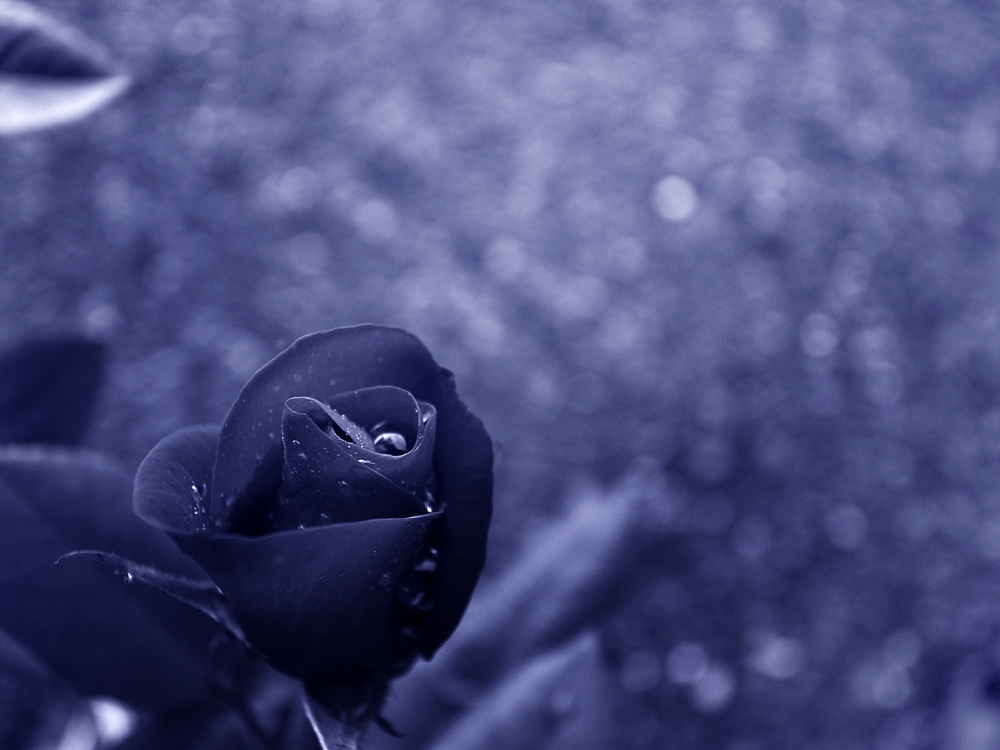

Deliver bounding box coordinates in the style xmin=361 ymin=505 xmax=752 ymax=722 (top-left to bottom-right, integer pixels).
xmin=4 ymin=0 xmax=1000 ymax=747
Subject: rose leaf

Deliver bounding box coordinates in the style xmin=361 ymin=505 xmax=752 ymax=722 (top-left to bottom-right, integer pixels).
xmin=0 ymin=0 xmax=128 ymax=135
xmin=425 ymin=632 xmax=613 ymax=750
xmin=0 ymin=445 xmax=232 ymax=708
xmin=0 ymin=626 xmax=82 ymax=750
xmin=58 ymin=550 xmax=249 ymax=647
xmin=0 ymin=336 xmax=104 ymax=446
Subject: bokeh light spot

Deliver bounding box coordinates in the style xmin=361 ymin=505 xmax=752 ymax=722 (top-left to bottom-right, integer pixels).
xmin=352 ymin=198 xmax=398 ymax=242
xmin=801 ymin=312 xmax=840 ymax=357
xmin=89 ymin=698 xmax=136 ymax=746
xmin=483 ymin=236 xmax=527 ymax=282
xmin=171 ymin=15 xmax=218 ymax=55
xmin=667 ymin=641 xmax=709 ymax=685
xmin=749 ymin=633 xmax=806 ymax=680
xmin=652 ymin=175 xmax=699 ymax=223
xmin=620 ymin=651 xmax=662 ymax=693
xmin=692 ymin=664 xmax=737 ymax=713
xmin=733 ymin=515 xmax=772 ymax=561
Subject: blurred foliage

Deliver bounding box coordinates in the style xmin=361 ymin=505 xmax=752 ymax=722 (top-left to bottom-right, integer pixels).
xmin=0 ymin=0 xmax=129 ymax=134
xmin=3 ymin=0 xmax=1000 ymax=748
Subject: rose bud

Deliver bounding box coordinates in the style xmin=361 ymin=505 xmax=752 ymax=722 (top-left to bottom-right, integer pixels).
xmin=130 ymin=326 xmax=493 ymax=732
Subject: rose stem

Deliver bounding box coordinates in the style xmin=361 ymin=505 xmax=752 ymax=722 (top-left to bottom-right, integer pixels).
xmin=303 ymin=694 xmax=365 ymax=750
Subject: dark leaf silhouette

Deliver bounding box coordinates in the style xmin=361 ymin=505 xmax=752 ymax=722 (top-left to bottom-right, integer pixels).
xmin=0 ymin=445 xmax=237 ymax=708
xmin=0 ymin=336 xmax=104 ymax=446
xmin=0 ymin=626 xmax=84 ymax=750
xmin=60 ymin=549 xmax=249 ymax=646
xmin=0 ymin=0 xmax=128 ymax=134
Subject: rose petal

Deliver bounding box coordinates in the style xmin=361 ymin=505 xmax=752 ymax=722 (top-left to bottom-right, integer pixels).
xmin=133 ymin=425 xmax=218 ymax=535
xmin=176 ymin=513 xmax=442 ymax=686
xmin=323 ymin=387 xmax=436 ymax=492
xmin=281 ymin=388 xmax=436 ymax=497
xmin=209 ymin=326 xmax=492 ymax=657
xmin=324 ymin=386 xmax=420 ymax=449
xmin=263 ymin=402 xmax=426 ymax=531
xmin=294 ymin=397 xmax=376 ymax=451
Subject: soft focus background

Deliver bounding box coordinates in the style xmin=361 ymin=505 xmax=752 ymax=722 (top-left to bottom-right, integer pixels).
xmin=4 ymin=0 xmax=1000 ymax=748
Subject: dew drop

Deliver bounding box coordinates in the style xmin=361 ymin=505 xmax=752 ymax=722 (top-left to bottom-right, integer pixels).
xmin=373 ymin=432 xmax=408 ymax=455
xmin=423 ymin=489 xmax=436 ymax=513
xmin=407 ymin=591 xmax=426 ymax=607
xmin=337 ymin=480 xmax=353 ymax=497
xmin=125 ymin=573 xmax=134 ymax=583
xmin=378 ymin=572 xmax=392 ymax=586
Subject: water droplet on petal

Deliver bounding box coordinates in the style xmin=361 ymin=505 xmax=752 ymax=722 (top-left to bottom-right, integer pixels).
xmin=408 ymin=591 xmax=426 ymax=607
xmin=400 ymin=626 xmax=420 ymax=640
xmin=373 ymin=432 xmax=408 ymax=455
xmin=125 ymin=572 xmax=133 ymax=583
xmin=378 ymin=572 xmax=392 ymax=586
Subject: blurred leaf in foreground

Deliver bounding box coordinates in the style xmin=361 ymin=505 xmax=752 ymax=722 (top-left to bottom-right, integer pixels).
xmin=375 ymin=458 xmax=682 ymax=748
xmin=0 ymin=0 xmax=128 ymax=135
xmin=427 ymin=632 xmax=615 ymax=750
xmin=0 ymin=626 xmax=82 ymax=750
xmin=0 ymin=445 xmax=232 ymax=709
xmin=0 ymin=336 xmax=104 ymax=446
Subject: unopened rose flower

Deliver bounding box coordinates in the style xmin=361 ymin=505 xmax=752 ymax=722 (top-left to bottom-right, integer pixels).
xmin=132 ymin=326 xmax=493 ymax=704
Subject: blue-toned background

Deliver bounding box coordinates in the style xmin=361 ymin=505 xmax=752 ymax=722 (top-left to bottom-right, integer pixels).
xmin=4 ymin=1 xmax=1000 ymax=747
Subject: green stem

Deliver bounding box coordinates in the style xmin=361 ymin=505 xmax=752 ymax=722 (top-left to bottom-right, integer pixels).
xmin=303 ymin=694 xmax=364 ymax=750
